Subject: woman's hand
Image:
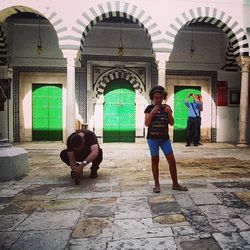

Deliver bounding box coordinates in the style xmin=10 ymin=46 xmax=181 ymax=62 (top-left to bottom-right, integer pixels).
xmin=164 ymin=105 xmax=172 ymax=114
xmin=151 ymin=105 xmax=160 ymax=114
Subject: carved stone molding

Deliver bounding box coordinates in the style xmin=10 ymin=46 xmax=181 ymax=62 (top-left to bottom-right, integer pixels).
xmin=236 ymin=56 xmax=250 ymax=72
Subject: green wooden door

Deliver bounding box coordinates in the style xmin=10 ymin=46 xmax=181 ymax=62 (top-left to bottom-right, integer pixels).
xmin=104 ymin=79 xmax=135 ymax=142
xmin=32 ymin=84 xmax=63 ymax=141
xmin=174 ymin=86 xmax=201 ymax=142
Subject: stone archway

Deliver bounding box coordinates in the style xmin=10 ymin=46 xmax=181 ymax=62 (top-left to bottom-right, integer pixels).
xmin=165 ymin=7 xmax=249 ymax=57
xmin=94 ymin=68 xmax=144 ymax=97
xmin=0 ymin=3 xmax=68 ymax=51
xmin=71 ymin=1 xmax=165 ymax=54
xmin=93 ymin=68 xmax=147 ymax=140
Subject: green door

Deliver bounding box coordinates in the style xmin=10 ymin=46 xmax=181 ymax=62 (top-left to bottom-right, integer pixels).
xmin=174 ymin=86 xmax=201 ymax=142
xmin=32 ymin=84 xmax=63 ymax=141
xmin=104 ymin=79 xmax=135 ymax=142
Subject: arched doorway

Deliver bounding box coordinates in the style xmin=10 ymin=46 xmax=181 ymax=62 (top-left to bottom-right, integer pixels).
xmin=32 ymin=84 xmax=63 ymax=141
xmin=103 ymin=79 xmax=135 ymax=142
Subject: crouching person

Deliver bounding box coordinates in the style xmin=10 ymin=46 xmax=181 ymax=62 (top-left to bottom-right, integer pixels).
xmin=60 ymin=130 xmax=103 ymax=185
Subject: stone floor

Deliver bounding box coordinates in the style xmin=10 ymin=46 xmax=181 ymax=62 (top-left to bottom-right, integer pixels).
xmin=0 ymin=141 xmax=250 ymax=250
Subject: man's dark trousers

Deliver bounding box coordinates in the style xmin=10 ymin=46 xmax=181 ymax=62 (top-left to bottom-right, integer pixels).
xmin=186 ymin=117 xmax=200 ymax=145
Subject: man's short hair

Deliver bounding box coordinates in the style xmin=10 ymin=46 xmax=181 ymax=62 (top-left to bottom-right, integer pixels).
xmin=70 ymin=134 xmax=84 ymax=148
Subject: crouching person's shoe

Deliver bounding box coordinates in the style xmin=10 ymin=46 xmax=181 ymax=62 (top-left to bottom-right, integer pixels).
xmin=90 ymin=170 xmax=98 ymax=179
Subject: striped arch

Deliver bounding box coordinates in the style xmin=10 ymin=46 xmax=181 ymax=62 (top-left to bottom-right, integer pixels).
xmin=0 ymin=4 xmax=68 ymax=51
xmin=95 ymin=68 xmax=144 ymax=97
xmin=165 ymin=7 xmax=249 ymax=57
xmin=71 ymin=1 xmax=165 ymax=53
xmin=224 ymin=42 xmax=238 ymax=72
xmin=0 ymin=25 xmax=7 ymax=66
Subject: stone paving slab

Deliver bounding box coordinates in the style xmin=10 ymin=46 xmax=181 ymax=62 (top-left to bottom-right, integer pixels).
xmin=153 ymin=214 xmax=190 ymax=227
xmin=0 ymin=200 xmax=43 ymax=214
xmin=190 ymin=193 xmax=223 ymax=205
xmin=16 ymin=210 xmax=80 ymax=230
xmin=0 ymin=231 xmax=23 ymax=249
xmin=209 ymin=219 xmax=238 ymax=233
xmin=115 ymin=196 xmax=152 ymax=219
xmin=37 ymin=199 xmax=86 ymax=212
xmin=84 ymin=205 xmax=115 ymax=217
xmin=114 ymin=218 xmax=153 ymax=229
xmin=107 ymin=237 xmax=177 ymax=250
xmin=71 ymin=217 xmax=113 ymax=238
xmin=174 ymin=194 xmax=196 ymax=208
xmin=112 ymin=227 xmax=173 ymax=240
xmin=230 ymin=218 xmax=250 ymax=231
xmin=172 ymin=225 xmax=195 ymax=236
xmin=67 ymin=238 xmax=109 ymax=250
xmin=213 ymin=232 xmax=250 ymax=249
xmin=199 ymin=205 xmax=236 ymax=220
xmin=0 ymin=214 xmax=28 ymax=231
xmin=179 ymin=237 xmax=221 ymax=250
xmin=1 ymin=142 xmax=250 ymax=249
xmin=240 ymin=231 xmax=250 ymax=245
xmin=150 ymin=201 xmax=181 ymax=215
xmin=11 ymin=230 xmax=71 ymax=250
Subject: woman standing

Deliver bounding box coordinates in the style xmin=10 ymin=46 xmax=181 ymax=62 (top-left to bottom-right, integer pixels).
xmin=144 ymin=86 xmax=188 ymax=193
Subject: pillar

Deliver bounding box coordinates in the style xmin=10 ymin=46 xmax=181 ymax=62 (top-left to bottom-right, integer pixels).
xmin=236 ymin=56 xmax=250 ymax=147
xmin=155 ymin=52 xmax=169 ymax=87
xmin=62 ymin=49 xmax=78 ymax=139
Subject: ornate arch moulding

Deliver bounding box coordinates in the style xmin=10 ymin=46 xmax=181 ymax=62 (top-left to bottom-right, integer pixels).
xmin=165 ymin=7 xmax=249 ymax=57
xmin=71 ymin=1 xmax=166 ymax=54
xmin=0 ymin=1 xmax=68 ymax=51
xmin=94 ymin=67 xmax=145 ymax=98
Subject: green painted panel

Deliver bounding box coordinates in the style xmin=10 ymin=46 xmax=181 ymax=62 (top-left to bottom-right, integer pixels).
xmin=32 ymin=84 xmax=63 ymax=141
xmin=174 ymin=86 xmax=201 ymax=142
xmin=104 ymin=79 xmax=135 ymax=142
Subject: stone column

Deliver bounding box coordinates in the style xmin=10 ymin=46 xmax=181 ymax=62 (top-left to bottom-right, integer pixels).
xmin=94 ymin=95 xmax=104 ymax=138
xmin=237 ymin=56 xmax=250 ymax=147
xmin=155 ymin=52 xmax=169 ymax=87
xmin=62 ymin=49 xmax=78 ymax=139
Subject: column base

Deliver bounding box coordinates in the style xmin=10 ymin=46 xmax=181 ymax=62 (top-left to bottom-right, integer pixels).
xmin=236 ymin=143 xmax=249 ymax=148
xmin=0 ymin=146 xmax=28 ymax=182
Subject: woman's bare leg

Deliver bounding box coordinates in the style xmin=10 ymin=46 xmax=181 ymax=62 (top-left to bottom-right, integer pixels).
xmin=165 ymin=152 xmax=188 ymax=191
xmin=151 ymin=156 xmax=160 ymax=188
xmin=165 ymin=152 xmax=178 ymax=186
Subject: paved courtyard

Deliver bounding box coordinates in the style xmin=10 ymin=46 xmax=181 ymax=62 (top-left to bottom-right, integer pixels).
xmin=0 ymin=141 xmax=250 ymax=249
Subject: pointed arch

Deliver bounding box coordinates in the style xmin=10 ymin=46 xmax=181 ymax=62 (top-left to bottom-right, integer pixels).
xmin=95 ymin=67 xmax=144 ymax=97
xmin=165 ymin=7 xmax=249 ymax=57
xmin=70 ymin=1 xmax=165 ymax=53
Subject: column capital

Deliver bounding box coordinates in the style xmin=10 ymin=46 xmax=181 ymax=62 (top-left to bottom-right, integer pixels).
xmin=236 ymin=56 xmax=250 ymax=72
xmin=62 ymin=49 xmax=78 ymax=67
xmin=155 ymin=52 xmax=170 ymax=70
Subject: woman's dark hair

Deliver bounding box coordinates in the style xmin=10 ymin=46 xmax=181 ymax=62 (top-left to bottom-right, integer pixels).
xmin=149 ymin=86 xmax=167 ymax=100
xmin=70 ymin=134 xmax=84 ymax=148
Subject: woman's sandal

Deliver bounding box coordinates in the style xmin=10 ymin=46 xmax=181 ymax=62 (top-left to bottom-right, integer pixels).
xmin=172 ymin=185 xmax=188 ymax=191
xmin=153 ymin=186 xmax=161 ymax=193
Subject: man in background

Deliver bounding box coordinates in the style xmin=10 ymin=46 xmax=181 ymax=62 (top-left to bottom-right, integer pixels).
xmin=185 ymin=94 xmax=201 ymax=146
